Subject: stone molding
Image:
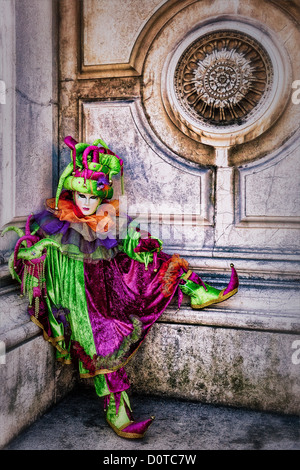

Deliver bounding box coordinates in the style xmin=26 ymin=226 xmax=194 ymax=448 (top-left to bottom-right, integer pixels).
xmin=236 ymin=129 xmax=300 ymax=229
xmin=78 ymin=0 xmax=195 ymax=78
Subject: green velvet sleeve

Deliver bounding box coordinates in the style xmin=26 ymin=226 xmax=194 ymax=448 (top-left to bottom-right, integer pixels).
xmin=120 ymin=225 xmax=163 ymax=269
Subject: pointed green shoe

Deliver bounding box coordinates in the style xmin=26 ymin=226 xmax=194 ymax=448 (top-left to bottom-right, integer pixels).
xmin=179 ymin=264 xmax=239 ymax=309
xmin=105 ymin=391 xmax=155 ymax=439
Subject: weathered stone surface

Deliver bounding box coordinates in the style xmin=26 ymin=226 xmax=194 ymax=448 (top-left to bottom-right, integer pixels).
xmin=0 ymin=0 xmax=58 ymax=259
xmin=240 ymin=144 xmax=300 ymax=219
xmin=126 ymin=321 xmax=300 ymax=415
xmin=15 ymin=0 xmax=57 ymax=217
xmin=82 ymin=0 xmax=164 ymax=65
xmin=0 ymin=336 xmax=76 ymax=449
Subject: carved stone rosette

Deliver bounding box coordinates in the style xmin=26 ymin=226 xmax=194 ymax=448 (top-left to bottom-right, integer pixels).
xmin=174 ymin=30 xmax=272 ymax=126
xmin=163 ymin=21 xmax=290 ymax=147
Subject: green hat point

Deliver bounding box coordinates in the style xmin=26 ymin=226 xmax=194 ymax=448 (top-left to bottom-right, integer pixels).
xmin=54 ymin=136 xmax=124 ymax=208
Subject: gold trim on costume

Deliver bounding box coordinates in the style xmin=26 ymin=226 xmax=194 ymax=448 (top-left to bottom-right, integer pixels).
xmin=31 ymin=311 xmax=146 ymax=378
xmin=57 ymin=357 xmax=73 ymax=365
xmin=191 ymin=287 xmax=238 ymax=309
xmin=30 ymin=316 xmax=69 ymax=356
xmin=106 ymin=418 xmax=151 ymax=439
xmin=79 ymin=337 xmax=145 ymax=378
xmin=181 ymin=269 xmax=193 ymax=281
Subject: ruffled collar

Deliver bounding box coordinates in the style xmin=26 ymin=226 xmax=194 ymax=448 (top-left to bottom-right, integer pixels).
xmin=46 ymin=193 xmax=119 ymax=234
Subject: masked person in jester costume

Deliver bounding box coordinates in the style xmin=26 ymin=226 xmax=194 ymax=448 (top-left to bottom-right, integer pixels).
xmin=2 ymin=136 xmax=239 ymax=439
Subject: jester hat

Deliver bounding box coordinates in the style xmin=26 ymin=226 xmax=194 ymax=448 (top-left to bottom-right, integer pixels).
xmin=55 ymin=136 xmax=124 ymax=209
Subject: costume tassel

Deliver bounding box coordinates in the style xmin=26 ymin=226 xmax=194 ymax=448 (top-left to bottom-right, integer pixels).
xmin=35 ymin=297 xmax=40 ymax=319
xmin=20 ymin=256 xmax=47 ymax=318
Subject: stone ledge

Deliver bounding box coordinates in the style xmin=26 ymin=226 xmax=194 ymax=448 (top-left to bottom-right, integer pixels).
xmin=0 ymin=291 xmax=41 ymax=351
xmin=162 ymin=277 xmax=300 ymax=334
xmin=160 ymin=305 xmax=300 ymax=334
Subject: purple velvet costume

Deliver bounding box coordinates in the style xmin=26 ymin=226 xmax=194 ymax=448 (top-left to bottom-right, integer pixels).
xmin=25 ymin=204 xmax=191 ymax=396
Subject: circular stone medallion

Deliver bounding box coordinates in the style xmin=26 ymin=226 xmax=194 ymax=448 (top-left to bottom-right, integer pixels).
xmin=174 ymin=30 xmax=272 ymax=126
xmin=163 ymin=21 xmax=289 ymax=147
